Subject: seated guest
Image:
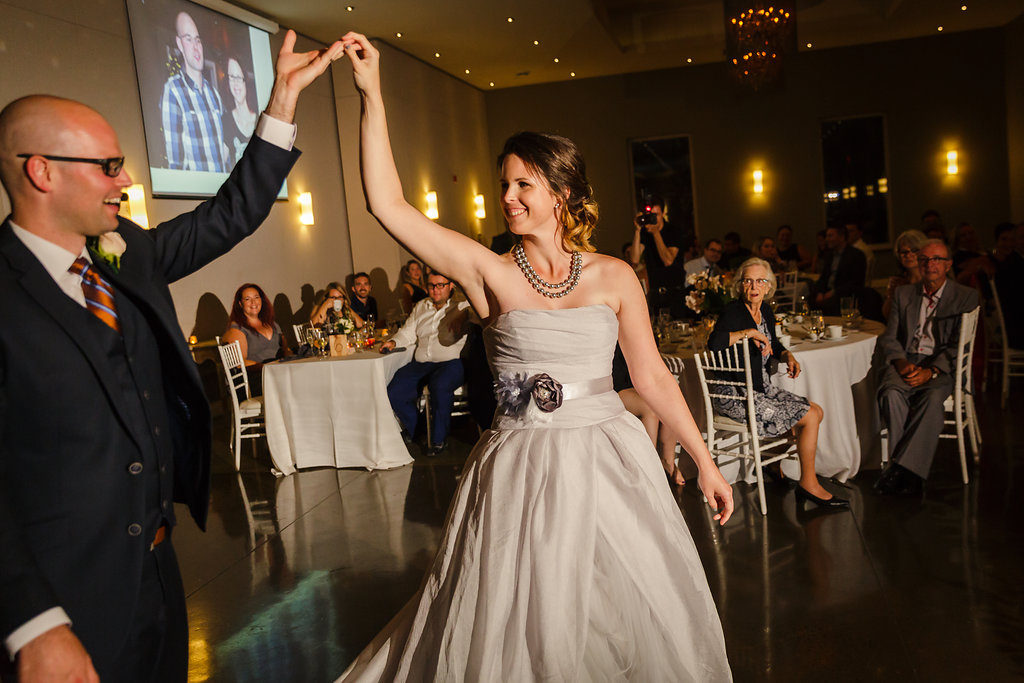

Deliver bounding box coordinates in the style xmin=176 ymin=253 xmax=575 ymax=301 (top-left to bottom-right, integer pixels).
xmin=310 ymin=281 xmax=364 ymax=328
xmin=381 ymin=272 xmax=470 ymax=454
xmin=399 ymin=258 xmax=427 ymax=315
xmin=920 ymin=209 xmax=947 ymax=243
xmin=752 ymin=236 xmax=787 ymax=273
xmin=951 ymin=222 xmax=983 ymax=276
xmin=811 ymin=229 xmax=828 ymax=274
xmin=222 ymin=283 xmax=290 ymax=393
xmin=875 ymin=240 xmax=979 ymax=494
xmin=708 ymin=258 xmax=847 ymax=508
xmin=989 ymin=222 xmax=1024 ymax=347
xmin=776 ymin=224 xmax=812 ymax=271
xmin=812 ymin=225 xmax=866 ymax=315
xmin=350 ymin=271 xmax=378 ymax=322
xmin=883 ymin=229 xmax=927 ymax=319
xmin=684 ymin=238 xmax=725 ymax=278
xmin=722 ymin=231 xmax=752 ymax=271
xmin=846 ymin=222 xmax=874 ymax=285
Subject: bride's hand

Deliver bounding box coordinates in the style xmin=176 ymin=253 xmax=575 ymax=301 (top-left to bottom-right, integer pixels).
xmin=697 ymin=466 xmax=734 ymax=525
xmin=341 ymin=32 xmax=380 ymax=95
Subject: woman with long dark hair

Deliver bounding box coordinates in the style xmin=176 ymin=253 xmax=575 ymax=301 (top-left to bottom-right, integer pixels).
xmin=222 ymin=283 xmax=289 ymax=392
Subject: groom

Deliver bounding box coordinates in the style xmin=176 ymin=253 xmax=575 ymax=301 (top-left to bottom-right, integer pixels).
xmin=0 ymin=32 xmax=343 ymax=682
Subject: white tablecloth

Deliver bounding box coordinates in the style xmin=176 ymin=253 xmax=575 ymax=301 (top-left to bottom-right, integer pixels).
xmin=263 ymin=348 xmax=415 ymax=476
xmin=662 ymin=320 xmax=883 ymax=482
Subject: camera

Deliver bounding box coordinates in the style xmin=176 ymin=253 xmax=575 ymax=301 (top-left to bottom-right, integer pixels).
xmin=638 ymin=193 xmax=659 ymax=225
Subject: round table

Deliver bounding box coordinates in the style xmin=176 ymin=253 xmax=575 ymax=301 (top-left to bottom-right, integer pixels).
xmin=661 ymin=318 xmax=884 ymax=482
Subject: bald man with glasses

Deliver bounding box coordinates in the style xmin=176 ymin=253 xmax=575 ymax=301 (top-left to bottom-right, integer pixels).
xmin=874 ymin=239 xmax=979 ymax=495
xmin=0 ymin=31 xmax=343 ymax=683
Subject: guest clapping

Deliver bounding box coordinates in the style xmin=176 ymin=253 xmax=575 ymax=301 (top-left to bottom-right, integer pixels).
xmin=709 ymin=258 xmax=848 ymax=509
xmin=310 ymin=281 xmax=365 ymax=328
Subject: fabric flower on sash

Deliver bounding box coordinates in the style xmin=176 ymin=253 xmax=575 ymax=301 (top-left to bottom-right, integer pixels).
xmin=494 ymin=372 xmax=564 ymax=423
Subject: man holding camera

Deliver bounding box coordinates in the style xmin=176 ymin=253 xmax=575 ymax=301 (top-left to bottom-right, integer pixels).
xmin=629 ymin=195 xmax=690 ymax=315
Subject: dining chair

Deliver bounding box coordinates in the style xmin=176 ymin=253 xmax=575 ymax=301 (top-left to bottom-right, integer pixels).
xmin=217 ymin=340 xmax=266 ymax=471
xmin=774 ymin=270 xmax=800 ymax=312
xmin=292 ymin=322 xmax=310 ymax=348
xmin=983 ymin=280 xmax=1024 ymax=409
xmin=420 ymin=384 xmax=480 ymax=446
xmin=880 ymin=306 xmax=981 ymax=483
xmin=693 ymin=340 xmax=799 ymax=515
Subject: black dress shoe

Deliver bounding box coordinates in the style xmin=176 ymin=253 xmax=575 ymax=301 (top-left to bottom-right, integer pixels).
xmin=874 ymin=463 xmax=923 ymax=496
xmin=795 ymin=485 xmax=850 ymax=509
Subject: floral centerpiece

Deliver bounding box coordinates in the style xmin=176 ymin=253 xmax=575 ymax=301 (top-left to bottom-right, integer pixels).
xmin=326 ymin=308 xmax=356 ymax=336
xmin=684 ymin=271 xmax=734 ymax=318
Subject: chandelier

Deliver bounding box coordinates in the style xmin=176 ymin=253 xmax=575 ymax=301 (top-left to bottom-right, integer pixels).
xmin=725 ymin=2 xmax=795 ymax=90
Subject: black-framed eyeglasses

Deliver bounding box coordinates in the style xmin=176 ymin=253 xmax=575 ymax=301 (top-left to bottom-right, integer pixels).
xmin=426 ymin=282 xmax=451 ymax=290
xmin=17 ymin=154 xmax=125 ymax=178
xmin=917 ymin=256 xmax=950 ymax=266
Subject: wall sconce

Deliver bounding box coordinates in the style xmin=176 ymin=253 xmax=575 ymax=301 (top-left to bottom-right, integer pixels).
xmin=946 ymin=150 xmax=959 ymax=175
xmin=752 ymin=169 xmax=763 ymax=194
xmin=425 ymin=191 xmax=439 ymax=220
xmin=878 ymin=177 xmax=888 ymax=193
xmin=298 ymin=192 xmax=314 ymax=225
xmin=125 ymin=184 xmax=149 ymax=228
xmin=474 ymin=194 xmax=486 ymax=219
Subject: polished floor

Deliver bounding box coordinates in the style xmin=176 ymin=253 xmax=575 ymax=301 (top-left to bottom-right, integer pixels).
xmin=176 ymin=383 xmax=1024 ymax=682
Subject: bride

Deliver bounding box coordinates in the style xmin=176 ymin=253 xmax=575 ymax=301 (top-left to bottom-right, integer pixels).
xmin=337 ymin=33 xmax=733 ymax=682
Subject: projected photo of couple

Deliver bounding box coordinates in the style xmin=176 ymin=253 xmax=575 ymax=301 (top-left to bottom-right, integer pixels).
xmin=126 ymin=0 xmax=280 ymax=198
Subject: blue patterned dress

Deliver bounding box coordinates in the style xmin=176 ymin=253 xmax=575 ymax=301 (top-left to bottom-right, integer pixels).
xmin=711 ymin=316 xmax=809 ymax=437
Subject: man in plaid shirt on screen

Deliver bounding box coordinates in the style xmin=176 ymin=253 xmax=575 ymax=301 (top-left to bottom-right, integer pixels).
xmin=159 ymin=11 xmax=228 ymax=172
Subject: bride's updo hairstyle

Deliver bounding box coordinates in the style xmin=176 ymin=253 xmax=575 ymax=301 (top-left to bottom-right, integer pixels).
xmin=498 ymin=132 xmax=599 ymax=253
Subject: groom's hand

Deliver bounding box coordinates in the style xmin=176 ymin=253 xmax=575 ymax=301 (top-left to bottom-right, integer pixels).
xmin=265 ymin=29 xmax=346 ymax=123
xmin=17 ymin=625 xmax=98 ymax=683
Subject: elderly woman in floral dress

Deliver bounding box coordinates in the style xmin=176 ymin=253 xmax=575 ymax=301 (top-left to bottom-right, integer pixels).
xmin=707 ymin=257 xmax=848 ymax=509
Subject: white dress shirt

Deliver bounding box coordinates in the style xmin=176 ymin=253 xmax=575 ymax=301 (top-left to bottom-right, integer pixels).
xmin=3 ymin=111 xmax=296 ymax=661
xmin=391 ymin=296 xmax=470 ymax=363
xmin=910 ymin=280 xmax=947 ymax=356
xmin=684 ymin=256 xmax=719 ymax=278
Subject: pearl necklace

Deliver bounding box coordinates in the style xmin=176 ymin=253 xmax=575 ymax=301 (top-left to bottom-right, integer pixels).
xmin=513 ymin=243 xmax=583 ymax=298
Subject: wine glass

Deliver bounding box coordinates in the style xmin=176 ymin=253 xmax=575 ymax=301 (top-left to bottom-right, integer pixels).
xmin=796 ymin=296 xmax=809 ymax=319
xmin=309 ymin=327 xmax=328 ymax=357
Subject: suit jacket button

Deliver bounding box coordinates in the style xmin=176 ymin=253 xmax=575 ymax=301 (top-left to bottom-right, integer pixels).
xmin=143 ymin=389 xmax=151 ymax=400
xmin=128 ymin=462 xmax=143 ymax=474
xmin=128 ymin=523 xmax=142 ymax=537
xmin=153 ymin=426 xmax=161 ymax=436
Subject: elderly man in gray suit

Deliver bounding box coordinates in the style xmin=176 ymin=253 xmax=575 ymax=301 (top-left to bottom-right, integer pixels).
xmin=874 ymin=239 xmax=979 ymax=495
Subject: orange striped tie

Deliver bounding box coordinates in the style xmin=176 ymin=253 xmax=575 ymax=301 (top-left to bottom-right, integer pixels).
xmin=69 ymin=257 xmax=121 ymax=333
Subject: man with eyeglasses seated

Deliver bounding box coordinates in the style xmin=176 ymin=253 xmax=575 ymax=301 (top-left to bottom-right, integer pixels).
xmin=875 ymin=239 xmax=979 ymax=495
xmin=381 ymin=271 xmax=471 ymax=455
xmin=683 ymin=238 xmax=725 ymax=278
xmin=0 ymin=31 xmax=342 ymax=682
xmin=160 ymin=11 xmax=229 ymax=172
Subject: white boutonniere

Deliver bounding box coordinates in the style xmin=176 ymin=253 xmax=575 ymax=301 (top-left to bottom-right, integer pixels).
xmin=87 ymin=232 xmax=127 ymax=273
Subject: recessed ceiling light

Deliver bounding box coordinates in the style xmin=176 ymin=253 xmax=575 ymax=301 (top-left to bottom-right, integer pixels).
xmin=961 ymin=4 xmax=967 ymax=9
xmin=533 ymin=40 xmax=539 ymax=46
xmin=553 ymin=58 xmax=559 ymax=63
xmin=464 ymin=69 xmax=470 ymax=74
xmin=346 ymin=5 xmax=353 ymax=11
xmin=937 ymin=26 xmax=943 ymax=31
xmin=395 ymin=32 xmax=402 ymax=38
xmin=507 ymin=17 xmax=514 ymax=23
xmin=489 ymin=81 xmax=495 ymax=87
xmin=686 ymin=57 xmax=692 ymax=63
xmin=806 ymin=42 xmax=813 ymax=48
xmin=434 ymin=52 xmax=441 ymax=58
xmin=570 ymin=71 xmax=576 ymax=77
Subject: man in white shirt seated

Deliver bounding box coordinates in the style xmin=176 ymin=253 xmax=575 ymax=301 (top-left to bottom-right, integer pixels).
xmin=381 ymin=271 xmax=470 ymax=454
xmin=684 ymin=238 xmax=725 ymax=278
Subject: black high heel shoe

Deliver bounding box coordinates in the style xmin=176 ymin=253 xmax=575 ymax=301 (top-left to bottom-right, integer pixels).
xmin=795 ymin=485 xmax=849 ymax=510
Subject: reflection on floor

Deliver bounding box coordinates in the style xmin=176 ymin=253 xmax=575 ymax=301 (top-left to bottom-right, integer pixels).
xmin=176 ymin=384 xmax=1024 ymax=682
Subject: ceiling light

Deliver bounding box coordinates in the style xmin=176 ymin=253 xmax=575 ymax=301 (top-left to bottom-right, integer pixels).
xmin=937 ymin=26 xmax=943 ymax=31
xmin=961 ymin=4 xmax=967 ymax=9
xmin=489 ymin=82 xmax=495 ymax=87
xmin=533 ymin=40 xmax=539 ymax=46
xmin=464 ymin=69 xmax=470 ymax=74
xmin=686 ymin=57 xmax=692 ymax=63
xmin=395 ymin=32 xmax=402 ymax=38
xmin=806 ymin=42 xmax=812 ymax=48
xmin=434 ymin=52 xmax=440 ymax=58
xmin=346 ymin=5 xmax=353 ymax=11
xmin=570 ymin=71 xmax=576 ymax=77
xmin=554 ymin=58 xmax=559 ymax=63
xmin=507 ymin=16 xmax=514 ymax=22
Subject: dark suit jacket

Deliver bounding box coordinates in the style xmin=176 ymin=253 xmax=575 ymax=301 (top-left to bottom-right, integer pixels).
xmin=877 ymin=279 xmax=979 ymax=375
xmin=814 ymin=245 xmax=866 ymax=300
xmin=708 ymin=300 xmax=785 ymax=393
xmin=0 ymin=137 xmax=299 ymax=667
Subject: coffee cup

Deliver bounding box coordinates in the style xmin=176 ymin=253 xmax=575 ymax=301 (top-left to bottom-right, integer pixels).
xmin=333 ymin=299 xmax=343 ymax=312
xmin=779 ymin=333 xmax=792 ymax=348
xmin=827 ymin=324 xmax=843 ymax=340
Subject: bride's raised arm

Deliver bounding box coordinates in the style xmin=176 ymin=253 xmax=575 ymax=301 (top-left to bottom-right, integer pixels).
xmin=342 ymin=33 xmax=495 ymax=307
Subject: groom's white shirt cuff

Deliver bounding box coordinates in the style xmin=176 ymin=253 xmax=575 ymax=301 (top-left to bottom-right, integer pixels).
xmin=6 ymin=607 xmax=72 ymax=660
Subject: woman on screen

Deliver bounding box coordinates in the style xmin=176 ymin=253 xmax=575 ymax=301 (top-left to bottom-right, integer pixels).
xmin=223 ymin=56 xmax=257 ymax=165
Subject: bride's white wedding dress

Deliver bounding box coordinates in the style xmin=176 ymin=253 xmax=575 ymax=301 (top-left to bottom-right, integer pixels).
xmin=338 ymin=305 xmax=731 ymax=682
